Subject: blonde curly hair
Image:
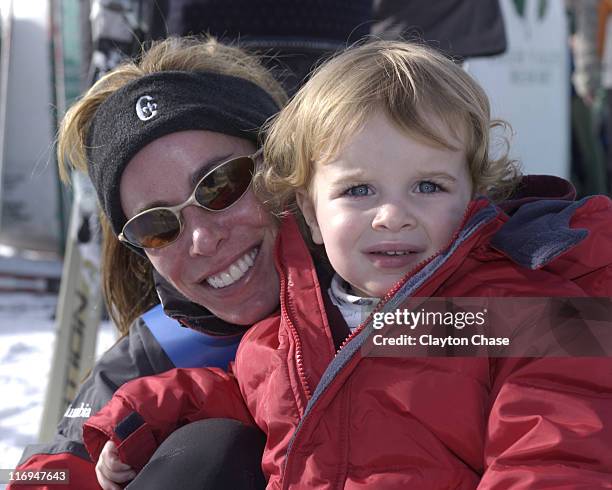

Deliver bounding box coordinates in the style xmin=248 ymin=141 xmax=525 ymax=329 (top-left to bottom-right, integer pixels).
xmin=258 ymin=40 xmax=520 ymax=214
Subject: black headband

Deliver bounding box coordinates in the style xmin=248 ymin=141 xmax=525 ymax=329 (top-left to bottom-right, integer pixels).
xmin=86 ymin=70 xmax=280 ymax=239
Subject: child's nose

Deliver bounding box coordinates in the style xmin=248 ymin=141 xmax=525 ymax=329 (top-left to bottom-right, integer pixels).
xmin=371 ymin=202 xmax=417 ymax=232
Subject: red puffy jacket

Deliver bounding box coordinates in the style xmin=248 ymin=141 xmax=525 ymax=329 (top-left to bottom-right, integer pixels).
xmin=83 ymin=192 xmax=612 ymax=489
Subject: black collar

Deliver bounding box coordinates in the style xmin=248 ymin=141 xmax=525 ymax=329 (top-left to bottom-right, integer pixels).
xmin=153 ymin=270 xmax=248 ymax=336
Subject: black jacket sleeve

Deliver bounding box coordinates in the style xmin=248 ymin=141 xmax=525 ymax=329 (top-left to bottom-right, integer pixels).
xmin=12 ymin=319 xmax=174 ymax=489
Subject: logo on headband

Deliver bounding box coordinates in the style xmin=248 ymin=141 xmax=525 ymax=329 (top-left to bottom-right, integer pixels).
xmin=136 ymin=95 xmax=158 ymax=121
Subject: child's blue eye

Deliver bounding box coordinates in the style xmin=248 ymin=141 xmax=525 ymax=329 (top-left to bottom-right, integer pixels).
xmin=344 ymin=184 xmax=372 ymax=197
xmin=416 ymin=181 xmax=441 ymax=193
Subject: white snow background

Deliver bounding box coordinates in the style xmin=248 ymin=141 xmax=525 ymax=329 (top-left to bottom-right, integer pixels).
xmin=0 ymin=292 xmax=115 ymax=486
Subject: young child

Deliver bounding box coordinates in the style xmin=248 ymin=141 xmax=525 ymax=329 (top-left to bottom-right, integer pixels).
xmin=86 ymin=41 xmax=612 ymax=489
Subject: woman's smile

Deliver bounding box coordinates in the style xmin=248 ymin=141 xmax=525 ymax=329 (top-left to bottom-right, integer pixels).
xmin=121 ymin=130 xmax=280 ymax=325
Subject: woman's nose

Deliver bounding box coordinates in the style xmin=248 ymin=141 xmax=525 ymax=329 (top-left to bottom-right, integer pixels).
xmin=371 ymin=201 xmax=417 ymax=232
xmin=182 ymin=206 xmax=228 ymax=257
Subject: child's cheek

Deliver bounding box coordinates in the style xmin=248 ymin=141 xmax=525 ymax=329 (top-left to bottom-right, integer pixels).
xmin=322 ymin=212 xmax=358 ymax=246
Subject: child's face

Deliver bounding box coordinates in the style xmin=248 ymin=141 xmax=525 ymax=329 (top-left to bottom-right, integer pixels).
xmin=298 ymin=112 xmax=473 ymax=298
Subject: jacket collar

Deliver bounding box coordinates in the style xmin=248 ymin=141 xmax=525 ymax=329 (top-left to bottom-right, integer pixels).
xmin=491 ymin=199 xmax=589 ymax=269
xmin=491 ymin=174 xmax=587 ymax=269
xmin=153 ymin=270 xmax=248 ymax=336
xmin=499 ymin=174 xmax=576 ymax=215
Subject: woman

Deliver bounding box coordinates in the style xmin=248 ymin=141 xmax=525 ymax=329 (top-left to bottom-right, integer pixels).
xmin=13 ymin=36 xmax=287 ymax=490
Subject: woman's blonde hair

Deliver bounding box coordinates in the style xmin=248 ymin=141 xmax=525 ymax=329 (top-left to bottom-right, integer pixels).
xmin=259 ymin=40 xmax=520 ymax=213
xmin=57 ymin=36 xmax=287 ymax=334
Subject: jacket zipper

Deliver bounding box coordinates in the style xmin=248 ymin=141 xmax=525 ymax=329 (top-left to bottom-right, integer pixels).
xmin=336 ymin=250 xmax=442 ymax=354
xmin=277 ymin=258 xmax=313 ymax=401
xmin=282 ymin=308 xmax=313 ymax=400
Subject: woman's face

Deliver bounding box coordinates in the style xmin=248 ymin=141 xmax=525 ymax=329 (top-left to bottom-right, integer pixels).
xmin=120 ymin=130 xmax=280 ymax=325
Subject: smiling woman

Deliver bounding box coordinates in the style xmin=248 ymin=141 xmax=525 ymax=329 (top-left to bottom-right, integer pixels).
xmin=11 ymin=36 xmax=287 ymax=490
xmin=75 ymin=52 xmax=286 ymax=335
xmin=119 ymin=131 xmax=279 ymax=326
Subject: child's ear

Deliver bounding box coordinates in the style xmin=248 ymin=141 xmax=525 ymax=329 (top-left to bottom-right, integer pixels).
xmin=296 ymin=189 xmax=324 ymax=245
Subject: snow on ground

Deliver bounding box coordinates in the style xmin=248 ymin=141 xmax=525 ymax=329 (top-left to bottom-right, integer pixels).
xmin=0 ymin=292 xmax=116 ymax=477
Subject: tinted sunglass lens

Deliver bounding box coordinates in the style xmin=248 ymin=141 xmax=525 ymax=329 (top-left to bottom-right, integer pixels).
xmin=123 ymin=209 xmax=181 ymax=248
xmin=196 ymin=157 xmax=254 ymax=210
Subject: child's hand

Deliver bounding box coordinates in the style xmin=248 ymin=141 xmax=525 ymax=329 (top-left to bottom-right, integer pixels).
xmin=95 ymin=440 xmax=137 ymax=490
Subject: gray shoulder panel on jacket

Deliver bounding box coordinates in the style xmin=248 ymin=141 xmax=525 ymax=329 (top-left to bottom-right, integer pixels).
xmin=17 ymin=317 xmax=174 ymax=465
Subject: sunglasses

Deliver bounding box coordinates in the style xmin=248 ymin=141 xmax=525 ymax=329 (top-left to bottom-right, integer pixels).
xmin=119 ymin=150 xmax=259 ymax=249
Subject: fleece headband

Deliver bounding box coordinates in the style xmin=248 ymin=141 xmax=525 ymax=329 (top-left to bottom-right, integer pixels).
xmin=86 ymin=70 xmax=280 ymax=238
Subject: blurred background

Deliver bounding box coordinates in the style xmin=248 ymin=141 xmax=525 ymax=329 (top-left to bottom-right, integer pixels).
xmin=0 ymin=0 xmax=610 ymax=479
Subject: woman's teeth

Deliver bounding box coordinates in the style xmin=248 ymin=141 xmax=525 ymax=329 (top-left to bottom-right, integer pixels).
xmin=206 ymin=248 xmax=259 ymax=289
xmin=373 ymin=251 xmax=411 ymax=256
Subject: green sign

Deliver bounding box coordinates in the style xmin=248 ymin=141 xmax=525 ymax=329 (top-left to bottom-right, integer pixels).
xmin=512 ymin=0 xmax=549 ymax=21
